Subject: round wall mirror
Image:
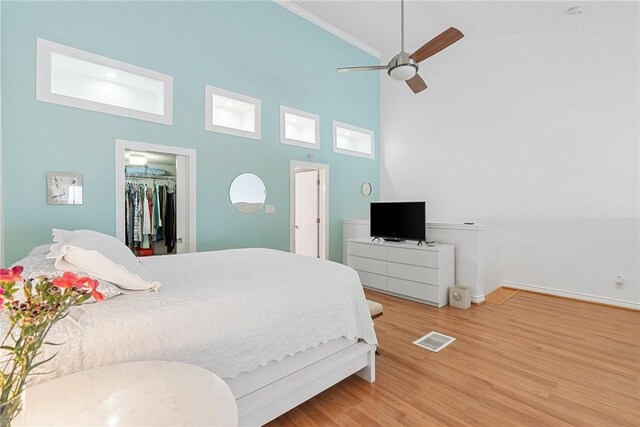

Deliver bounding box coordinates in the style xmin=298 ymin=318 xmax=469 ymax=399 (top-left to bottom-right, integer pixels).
xmin=229 ymin=173 xmax=266 ymax=214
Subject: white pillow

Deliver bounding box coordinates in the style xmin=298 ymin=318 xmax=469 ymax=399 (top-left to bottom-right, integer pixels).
xmin=49 ymin=230 xmax=161 ymax=292
xmin=13 ymin=247 xmax=121 ymax=302
xmin=52 ymin=228 xmax=118 ymax=245
xmin=52 ymin=229 xmax=68 ymax=243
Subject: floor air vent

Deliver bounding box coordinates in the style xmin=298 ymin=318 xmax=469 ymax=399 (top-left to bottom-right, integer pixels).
xmin=413 ymin=331 xmax=456 ymax=352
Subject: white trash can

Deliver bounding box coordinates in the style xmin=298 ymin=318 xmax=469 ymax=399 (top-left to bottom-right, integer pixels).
xmin=449 ymin=286 xmax=471 ymax=309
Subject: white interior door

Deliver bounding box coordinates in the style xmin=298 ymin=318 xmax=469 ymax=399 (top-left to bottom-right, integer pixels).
xmin=294 ymin=169 xmax=319 ymax=257
xmin=175 ymin=155 xmax=188 ymax=254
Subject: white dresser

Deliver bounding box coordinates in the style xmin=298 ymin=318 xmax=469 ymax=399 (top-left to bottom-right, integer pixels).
xmin=347 ymin=238 xmax=454 ymax=307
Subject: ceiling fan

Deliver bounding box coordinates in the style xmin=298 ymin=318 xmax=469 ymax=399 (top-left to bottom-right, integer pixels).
xmin=337 ymin=0 xmax=464 ymax=94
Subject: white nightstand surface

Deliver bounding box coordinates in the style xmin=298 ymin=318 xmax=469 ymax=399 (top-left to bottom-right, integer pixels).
xmin=18 ymin=361 xmax=238 ymax=427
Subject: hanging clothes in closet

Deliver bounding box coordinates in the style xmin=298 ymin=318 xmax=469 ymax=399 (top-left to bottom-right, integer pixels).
xmin=125 ymin=177 xmax=176 ymax=255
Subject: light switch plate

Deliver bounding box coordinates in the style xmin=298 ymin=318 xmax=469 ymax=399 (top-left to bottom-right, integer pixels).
xmin=265 ymin=204 xmax=275 ymax=214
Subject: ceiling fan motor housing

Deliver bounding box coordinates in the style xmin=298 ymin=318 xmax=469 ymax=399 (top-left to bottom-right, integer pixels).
xmin=387 ymin=52 xmax=418 ymax=81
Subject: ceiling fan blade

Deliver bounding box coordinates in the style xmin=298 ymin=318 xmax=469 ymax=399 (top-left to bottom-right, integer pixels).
xmin=337 ymin=65 xmax=389 ymax=73
xmin=406 ymin=74 xmax=427 ymax=94
xmin=410 ymin=27 xmax=464 ymax=63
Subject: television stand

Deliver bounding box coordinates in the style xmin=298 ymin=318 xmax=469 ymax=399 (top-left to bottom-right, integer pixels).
xmin=346 ymin=238 xmax=454 ymax=307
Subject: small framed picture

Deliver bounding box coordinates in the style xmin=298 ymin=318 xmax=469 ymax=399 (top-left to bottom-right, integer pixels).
xmin=46 ymin=172 xmax=83 ymax=205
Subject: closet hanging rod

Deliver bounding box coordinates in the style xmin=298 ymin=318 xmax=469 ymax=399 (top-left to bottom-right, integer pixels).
xmin=125 ymin=175 xmax=176 ymax=181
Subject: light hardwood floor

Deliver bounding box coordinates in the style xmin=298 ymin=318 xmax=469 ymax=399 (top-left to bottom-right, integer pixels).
xmin=268 ymin=290 xmax=640 ymax=426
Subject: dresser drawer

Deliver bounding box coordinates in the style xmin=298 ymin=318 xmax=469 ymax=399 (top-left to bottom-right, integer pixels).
xmin=387 ymin=277 xmax=439 ymax=302
xmin=387 ymin=262 xmax=437 ymax=285
xmin=347 ymin=255 xmax=386 ymax=275
xmin=347 ymin=242 xmax=386 ymax=260
xmin=387 ymin=247 xmax=438 ymax=268
xmin=356 ymin=270 xmax=387 ymax=291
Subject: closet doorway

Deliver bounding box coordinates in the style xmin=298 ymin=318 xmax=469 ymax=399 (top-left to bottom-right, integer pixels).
xmin=289 ymin=160 xmax=328 ymax=259
xmin=115 ymin=139 xmax=196 ymax=255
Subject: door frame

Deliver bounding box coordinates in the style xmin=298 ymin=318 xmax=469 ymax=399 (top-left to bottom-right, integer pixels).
xmin=290 ymin=160 xmax=329 ymax=259
xmin=115 ymin=139 xmax=197 ymax=252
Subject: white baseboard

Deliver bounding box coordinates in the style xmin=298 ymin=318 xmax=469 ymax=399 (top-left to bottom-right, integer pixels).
xmin=503 ymin=281 xmax=640 ymax=310
xmin=471 ymin=294 xmax=485 ymax=304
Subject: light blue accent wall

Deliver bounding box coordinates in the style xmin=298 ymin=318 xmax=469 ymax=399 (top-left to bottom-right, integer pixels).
xmin=1 ymin=1 xmax=379 ymax=264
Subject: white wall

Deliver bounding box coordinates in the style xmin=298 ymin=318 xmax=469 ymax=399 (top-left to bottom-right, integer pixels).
xmin=380 ymin=23 xmax=640 ymax=308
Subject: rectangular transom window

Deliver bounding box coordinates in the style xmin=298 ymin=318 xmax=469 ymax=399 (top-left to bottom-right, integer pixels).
xmin=333 ymin=121 xmax=374 ymax=159
xmin=205 ymin=85 xmax=261 ymax=140
xmin=280 ymin=106 xmax=319 ymax=149
xmin=36 ymin=38 xmax=173 ymax=125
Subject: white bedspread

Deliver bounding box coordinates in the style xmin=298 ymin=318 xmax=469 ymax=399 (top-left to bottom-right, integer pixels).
xmin=5 ymin=248 xmax=376 ymax=382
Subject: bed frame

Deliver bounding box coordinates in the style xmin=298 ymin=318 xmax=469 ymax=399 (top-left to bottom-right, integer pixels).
xmin=236 ymin=341 xmax=376 ymax=426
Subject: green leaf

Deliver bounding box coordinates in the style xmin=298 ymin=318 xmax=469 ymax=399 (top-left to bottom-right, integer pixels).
xmin=26 ymin=352 xmax=58 ymax=373
xmin=27 ymin=369 xmax=56 ymax=376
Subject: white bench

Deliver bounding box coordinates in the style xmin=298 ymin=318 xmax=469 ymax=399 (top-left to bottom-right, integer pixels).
xmin=19 ymin=361 xmax=238 ymax=426
xmin=367 ymin=299 xmax=383 ymax=319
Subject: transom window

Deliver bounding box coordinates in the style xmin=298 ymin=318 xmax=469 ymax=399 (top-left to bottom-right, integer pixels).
xmin=205 ymin=85 xmax=261 ymax=140
xmin=333 ymin=121 xmax=374 ymax=159
xmin=36 ymin=38 xmax=173 ymax=125
xmin=280 ymin=106 xmax=319 ymax=149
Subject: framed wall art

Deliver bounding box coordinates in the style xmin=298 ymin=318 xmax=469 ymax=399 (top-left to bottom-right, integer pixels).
xmin=46 ymin=172 xmax=83 ymax=205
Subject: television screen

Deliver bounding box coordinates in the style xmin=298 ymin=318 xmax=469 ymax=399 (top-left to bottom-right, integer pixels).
xmin=370 ymin=201 xmax=426 ymax=242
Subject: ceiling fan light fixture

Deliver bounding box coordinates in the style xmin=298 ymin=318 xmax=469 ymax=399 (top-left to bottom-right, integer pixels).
xmin=389 ymin=64 xmax=417 ymax=81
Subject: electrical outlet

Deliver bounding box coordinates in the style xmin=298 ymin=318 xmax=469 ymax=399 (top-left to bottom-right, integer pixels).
xmin=265 ymin=204 xmax=276 ymax=214
xmin=615 ymin=275 xmax=624 ymax=288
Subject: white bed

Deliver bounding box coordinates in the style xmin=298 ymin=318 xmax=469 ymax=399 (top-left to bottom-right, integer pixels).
xmin=16 ymin=248 xmax=377 ymax=426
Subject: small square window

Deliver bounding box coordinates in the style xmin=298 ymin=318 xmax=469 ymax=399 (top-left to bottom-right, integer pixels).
xmin=36 ymin=38 xmax=173 ymax=125
xmin=280 ymin=106 xmax=319 ymax=149
xmin=333 ymin=121 xmax=374 ymax=159
xmin=205 ymin=85 xmax=261 ymax=140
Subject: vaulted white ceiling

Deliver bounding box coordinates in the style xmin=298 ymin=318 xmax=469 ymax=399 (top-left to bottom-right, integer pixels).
xmin=290 ymin=1 xmax=639 ymax=60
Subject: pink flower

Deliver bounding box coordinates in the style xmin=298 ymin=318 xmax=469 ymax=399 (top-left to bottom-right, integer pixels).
xmin=52 ymin=272 xmax=81 ymax=289
xmin=0 ymin=266 xmax=24 ymax=283
xmin=79 ymin=277 xmax=105 ymax=302
xmin=53 ymin=273 xmax=104 ymax=301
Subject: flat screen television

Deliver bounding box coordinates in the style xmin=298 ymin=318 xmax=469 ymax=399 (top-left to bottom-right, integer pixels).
xmin=370 ymin=201 xmax=426 ymax=242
